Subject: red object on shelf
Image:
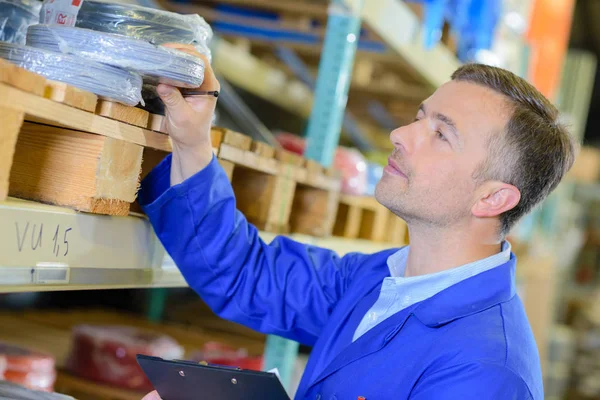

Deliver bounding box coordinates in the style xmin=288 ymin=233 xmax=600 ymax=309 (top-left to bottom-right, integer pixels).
xmin=276 ymin=132 xmax=367 ymax=195
xmin=190 ymin=342 xmax=263 ymax=371
xmin=0 ymin=343 xmax=56 ymax=392
xmin=66 ymin=325 xmax=184 ymax=392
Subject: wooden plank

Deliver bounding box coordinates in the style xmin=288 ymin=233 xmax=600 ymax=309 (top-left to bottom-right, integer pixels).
xmin=251 ymin=141 xmax=275 ymax=158
xmin=44 ymin=80 xmax=98 ymax=112
xmin=147 ymin=114 xmax=165 ymax=133
xmin=0 ymin=107 xmax=24 ymax=201
xmin=219 ymin=144 xmax=278 ymax=175
xmin=8 ymin=123 xmax=143 ymax=216
xmin=210 ymin=127 xmax=224 ymax=148
xmin=96 ymin=101 xmax=150 ymax=128
xmin=305 ymin=159 xmax=325 ymax=175
xmin=0 ymin=59 xmax=46 ymax=96
xmin=275 ymin=149 xmax=304 ymax=167
xmin=222 ymin=129 xmax=252 ymax=151
xmin=0 ymin=83 xmax=171 ymax=152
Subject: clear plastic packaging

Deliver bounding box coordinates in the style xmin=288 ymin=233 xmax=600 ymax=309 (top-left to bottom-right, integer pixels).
xmin=66 ymin=325 xmax=184 ymax=391
xmin=27 ymin=24 xmax=205 ymax=88
xmin=0 ymin=42 xmax=143 ymax=105
xmin=0 ymin=0 xmax=42 ymax=44
xmin=70 ymin=0 xmax=213 ymax=60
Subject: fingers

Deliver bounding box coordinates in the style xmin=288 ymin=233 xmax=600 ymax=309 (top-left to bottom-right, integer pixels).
xmin=157 ymin=84 xmax=187 ymax=110
xmin=142 ymin=391 xmax=162 ymax=400
xmin=160 ymin=43 xmax=220 ymax=92
xmin=157 ymin=83 xmax=193 ymax=126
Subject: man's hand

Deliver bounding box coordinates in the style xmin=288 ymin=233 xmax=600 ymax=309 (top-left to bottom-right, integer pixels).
xmin=142 ymin=390 xmax=161 ymax=400
xmin=157 ymin=44 xmax=221 ymax=185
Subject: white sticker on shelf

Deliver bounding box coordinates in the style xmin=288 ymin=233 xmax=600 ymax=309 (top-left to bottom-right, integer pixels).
xmin=33 ymin=262 xmax=70 ymax=284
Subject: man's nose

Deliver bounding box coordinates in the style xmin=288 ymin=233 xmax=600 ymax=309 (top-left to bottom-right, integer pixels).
xmin=390 ymin=123 xmax=420 ymax=154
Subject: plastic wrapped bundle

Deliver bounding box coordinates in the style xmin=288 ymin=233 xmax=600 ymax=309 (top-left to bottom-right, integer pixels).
xmin=0 ymin=0 xmax=41 ymax=44
xmin=27 ymin=25 xmax=205 ymax=88
xmin=66 ymin=325 xmax=184 ymax=391
xmin=71 ymin=0 xmax=212 ymax=59
xmin=0 ymin=343 xmax=56 ymax=392
xmin=0 ymin=42 xmax=143 ymax=105
xmin=0 ymin=381 xmax=74 ymax=400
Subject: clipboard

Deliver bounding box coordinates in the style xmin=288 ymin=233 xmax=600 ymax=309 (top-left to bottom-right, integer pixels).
xmin=136 ymin=355 xmax=291 ymax=400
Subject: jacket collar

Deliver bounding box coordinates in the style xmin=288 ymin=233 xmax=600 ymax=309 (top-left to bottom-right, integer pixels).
xmin=412 ymin=253 xmax=517 ymax=327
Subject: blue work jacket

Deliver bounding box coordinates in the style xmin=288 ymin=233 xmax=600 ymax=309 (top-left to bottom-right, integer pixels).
xmin=139 ymin=155 xmax=543 ymax=400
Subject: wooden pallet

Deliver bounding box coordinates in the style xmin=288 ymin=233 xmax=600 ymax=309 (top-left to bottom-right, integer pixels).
xmin=0 ymin=60 xmax=171 ymax=216
xmin=0 ymin=60 xmax=352 ymax=239
xmin=333 ymin=194 xmax=408 ymax=245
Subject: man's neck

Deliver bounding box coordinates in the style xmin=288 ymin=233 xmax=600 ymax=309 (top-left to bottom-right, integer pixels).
xmin=404 ymin=222 xmax=503 ymax=278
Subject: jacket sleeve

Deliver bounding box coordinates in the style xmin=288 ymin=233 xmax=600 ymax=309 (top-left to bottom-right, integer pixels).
xmin=409 ymin=362 xmax=533 ymax=400
xmin=138 ymin=154 xmax=363 ymax=346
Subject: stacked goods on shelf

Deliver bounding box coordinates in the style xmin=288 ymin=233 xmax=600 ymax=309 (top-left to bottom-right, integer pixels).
xmin=74 ymin=0 xmax=212 ymax=59
xmin=0 ymin=343 xmax=56 ymax=392
xmin=66 ymin=325 xmax=183 ymax=391
xmin=26 ymin=24 xmax=205 ymax=88
xmin=0 ymin=42 xmax=143 ymax=105
xmin=0 ymin=310 xmax=266 ymax=399
xmin=0 ymin=59 xmax=344 ymax=237
xmin=276 ymin=132 xmax=407 ymax=244
xmin=0 ymin=0 xmax=211 ymax=106
xmin=276 ymin=132 xmax=367 ymax=196
xmin=0 ymin=0 xmax=40 ymax=44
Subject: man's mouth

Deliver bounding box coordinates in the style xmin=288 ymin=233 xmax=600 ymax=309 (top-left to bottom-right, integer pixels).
xmin=384 ymin=157 xmax=408 ymax=179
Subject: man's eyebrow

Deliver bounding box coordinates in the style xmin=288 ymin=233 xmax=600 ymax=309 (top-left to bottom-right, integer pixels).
xmin=418 ymin=103 xmax=460 ymax=139
xmin=432 ymin=112 xmax=459 ymax=138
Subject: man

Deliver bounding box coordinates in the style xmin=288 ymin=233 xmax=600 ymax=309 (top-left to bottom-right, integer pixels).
xmin=140 ymin=44 xmax=575 ymax=399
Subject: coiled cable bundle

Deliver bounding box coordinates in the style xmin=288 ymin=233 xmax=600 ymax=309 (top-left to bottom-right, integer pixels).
xmin=27 ymin=24 xmax=205 ymax=88
xmin=71 ymin=0 xmax=212 ymax=59
xmin=0 ymin=0 xmax=41 ymax=44
xmin=0 ymin=42 xmax=143 ymax=105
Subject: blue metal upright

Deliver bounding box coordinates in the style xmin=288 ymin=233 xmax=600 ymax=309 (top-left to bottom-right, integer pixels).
xmin=304 ymin=0 xmax=365 ymax=167
xmin=263 ymin=0 xmax=364 ymax=394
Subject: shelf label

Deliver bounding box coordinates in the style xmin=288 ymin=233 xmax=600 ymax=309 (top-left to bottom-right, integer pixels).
xmin=15 ymin=222 xmax=73 ymax=258
xmin=33 ymin=262 xmax=70 ymax=284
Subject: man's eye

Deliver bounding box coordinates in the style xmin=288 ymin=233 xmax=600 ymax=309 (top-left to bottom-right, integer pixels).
xmin=436 ymin=131 xmax=448 ymax=142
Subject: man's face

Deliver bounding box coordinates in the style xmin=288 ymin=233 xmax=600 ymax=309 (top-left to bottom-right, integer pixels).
xmin=375 ymin=80 xmax=511 ymax=227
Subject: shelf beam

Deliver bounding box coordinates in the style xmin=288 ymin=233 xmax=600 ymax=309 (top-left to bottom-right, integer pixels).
xmin=0 ymin=199 xmax=401 ymax=293
xmin=344 ymin=0 xmax=460 ymax=88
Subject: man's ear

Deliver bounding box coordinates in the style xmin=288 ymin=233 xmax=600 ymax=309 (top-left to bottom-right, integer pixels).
xmin=472 ymin=182 xmax=521 ymax=218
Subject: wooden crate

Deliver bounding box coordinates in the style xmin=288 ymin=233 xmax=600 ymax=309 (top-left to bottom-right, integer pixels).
xmin=0 ymin=60 xmax=171 ymax=216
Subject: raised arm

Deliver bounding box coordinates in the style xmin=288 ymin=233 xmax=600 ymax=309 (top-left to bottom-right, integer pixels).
xmin=138 ymin=45 xmax=363 ymax=346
